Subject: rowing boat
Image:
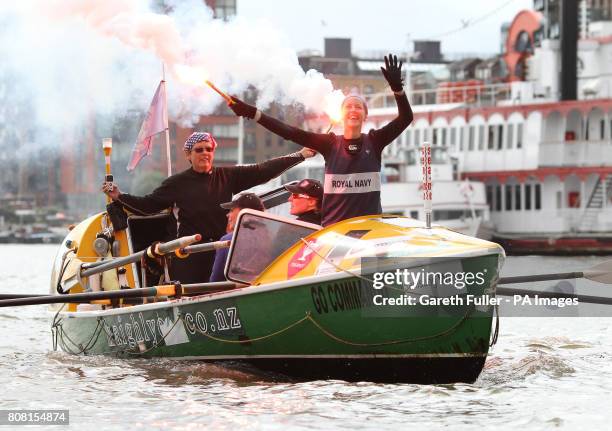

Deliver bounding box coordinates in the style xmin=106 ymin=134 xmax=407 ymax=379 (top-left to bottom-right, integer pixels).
xmin=49 ymin=206 xmax=504 ymax=384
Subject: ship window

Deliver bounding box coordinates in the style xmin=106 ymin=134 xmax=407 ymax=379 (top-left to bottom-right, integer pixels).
xmin=517 ymin=123 xmax=523 ymax=148
xmin=405 ymin=129 xmax=412 ymax=147
xmin=535 ymin=184 xmax=541 ymax=210
xmin=407 ymin=149 xmax=417 ymax=165
xmin=433 ymin=210 xmax=468 ymax=221
xmin=505 ymin=184 xmax=513 ymax=211
xmin=488 ymin=125 xmax=495 ymax=150
xmin=515 ymin=184 xmax=521 ymax=210
xmin=497 ymin=125 xmax=504 ymax=149
xmin=414 ymin=129 xmax=421 ymax=147
xmin=486 ymin=185 xmax=493 ymax=206
xmin=431 ymin=147 xmax=448 ymax=164
xmin=468 ymin=126 xmax=475 ymax=150
xmin=433 ymin=128 xmax=439 ymax=146
xmin=478 ymin=125 xmax=485 ymax=150
xmin=450 ymin=127 xmax=456 ymax=150
xmin=507 ymin=124 xmax=514 ymax=149
xmin=459 ymin=127 xmax=465 ymax=151
xmin=442 ymin=128 xmax=447 ymax=147
xmin=515 ymin=31 xmax=533 ymax=53
xmin=495 ymin=185 xmax=502 ymax=212
xmin=601 ymin=119 xmax=606 ymax=140
xmin=525 ymin=184 xmax=532 ymax=210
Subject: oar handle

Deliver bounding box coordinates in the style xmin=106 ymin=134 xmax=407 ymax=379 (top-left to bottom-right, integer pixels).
xmin=157 ymin=234 xmax=201 ymax=254
xmin=179 ymin=240 xmax=230 ymax=256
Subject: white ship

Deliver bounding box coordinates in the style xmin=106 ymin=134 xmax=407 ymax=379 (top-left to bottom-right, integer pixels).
xmin=366 ymin=5 xmax=612 ymax=253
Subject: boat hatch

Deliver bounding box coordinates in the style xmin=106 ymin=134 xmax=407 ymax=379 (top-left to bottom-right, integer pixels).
xmin=225 ymin=209 xmax=321 ymax=284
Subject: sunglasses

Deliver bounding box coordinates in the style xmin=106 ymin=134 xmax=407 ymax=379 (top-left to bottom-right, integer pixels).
xmin=192 ymin=146 xmax=214 ymax=154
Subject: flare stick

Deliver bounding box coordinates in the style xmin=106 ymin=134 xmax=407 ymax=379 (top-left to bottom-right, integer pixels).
xmin=205 ymin=80 xmax=235 ymax=105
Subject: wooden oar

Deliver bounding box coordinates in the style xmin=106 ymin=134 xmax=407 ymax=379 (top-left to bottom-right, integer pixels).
xmin=0 ymin=281 xmax=238 ymax=308
xmin=498 ymin=259 xmax=612 ymax=285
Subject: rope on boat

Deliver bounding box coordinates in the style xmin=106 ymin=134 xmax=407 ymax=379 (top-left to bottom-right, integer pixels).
xmin=56 ymin=319 xmax=105 ymax=355
xmin=51 ymin=303 xmax=67 ymax=351
xmin=490 ymin=304 xmax=500 ymax=347
xmin=304 ymin=310 xmax=473 ymax=347
xmin=180 ymin=309 xmax=474 ymax=347
xmin=179 ymin=313 xmax=311 ymax=344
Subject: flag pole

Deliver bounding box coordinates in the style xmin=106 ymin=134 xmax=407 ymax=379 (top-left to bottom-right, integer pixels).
xmin=162 ymin=63 xmax=172 ymax=177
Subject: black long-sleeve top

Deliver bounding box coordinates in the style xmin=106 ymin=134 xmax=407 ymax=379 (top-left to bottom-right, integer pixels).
xmin=118 ymin=153 xmax=304 ymax=242
xmin=256 ymin=93 xmax=413 ymax=226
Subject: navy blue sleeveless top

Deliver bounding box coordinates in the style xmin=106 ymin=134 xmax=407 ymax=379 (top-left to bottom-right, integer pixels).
xmin=321 ymin=133 xmax=382 ymax=226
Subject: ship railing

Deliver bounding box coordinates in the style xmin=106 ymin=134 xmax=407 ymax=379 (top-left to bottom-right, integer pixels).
xmin=367 ymin=82 xmax=512 ymax=109
xmin=538 ymin=139 xmax=612 ymax=167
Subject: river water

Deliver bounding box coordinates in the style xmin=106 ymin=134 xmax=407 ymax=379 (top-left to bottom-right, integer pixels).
xmin=1 ymin=244 xmax=611 ymax=430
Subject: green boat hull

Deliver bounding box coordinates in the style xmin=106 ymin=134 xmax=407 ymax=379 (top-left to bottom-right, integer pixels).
xmin=54 ymin=254 xmax=499 ymax=383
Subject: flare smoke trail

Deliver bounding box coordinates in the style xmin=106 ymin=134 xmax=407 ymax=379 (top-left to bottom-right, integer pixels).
xmin=0 ymin=0 xmax=342 ymax=137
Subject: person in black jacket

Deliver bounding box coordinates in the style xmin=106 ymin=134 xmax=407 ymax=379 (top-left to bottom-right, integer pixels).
xmin=103 ymin=131 xmax=314 ymax=283
xmin=228 ymin=54 xmax=413 ymax=226
xmin=284 ymin=179 xmax=322 ymax=225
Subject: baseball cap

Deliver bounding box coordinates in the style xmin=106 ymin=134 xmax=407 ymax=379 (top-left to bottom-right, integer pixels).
xmin=220 ymin=192 xmax=265 ymax=211
xmin=284 ymin=179 xmax=323 ymax=200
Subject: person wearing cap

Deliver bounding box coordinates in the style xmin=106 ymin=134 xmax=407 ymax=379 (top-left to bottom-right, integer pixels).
xmin=285 ymin=179 xmax=323 ymax=225
xmin=209 ymin=192 xmax=265 ymax=282
xmin=103 ymin=131 xmax=315 ymax=284
xmin=227 ymin=54 xmax=413 ymax=227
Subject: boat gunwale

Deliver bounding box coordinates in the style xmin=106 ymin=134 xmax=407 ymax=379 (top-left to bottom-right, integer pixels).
xmin=53 ymin=247 xmax=503 ymax=319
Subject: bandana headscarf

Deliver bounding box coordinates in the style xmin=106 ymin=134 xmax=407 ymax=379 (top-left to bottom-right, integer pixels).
xmin=184 ymin=132 xmax=217 ymax=151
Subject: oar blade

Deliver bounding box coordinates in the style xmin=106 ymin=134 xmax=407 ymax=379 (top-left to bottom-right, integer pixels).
xmin=584 ymin=259 xmax=612 ymax=284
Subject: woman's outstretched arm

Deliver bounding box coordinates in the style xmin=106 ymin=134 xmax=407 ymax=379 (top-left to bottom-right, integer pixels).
xmin=371 ymin=54 xmax=414 ymax=149
xmin=229 ymin=96 xmax=333 ymax=156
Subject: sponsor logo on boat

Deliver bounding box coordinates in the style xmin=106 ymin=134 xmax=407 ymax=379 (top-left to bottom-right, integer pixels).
xmin=288 ymin=239 xmax=321 ymax=278
xmin=310 ymin=280 xmax=375 ymax=314
xmin=104 ymin=307 xmax=243 ymax=350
